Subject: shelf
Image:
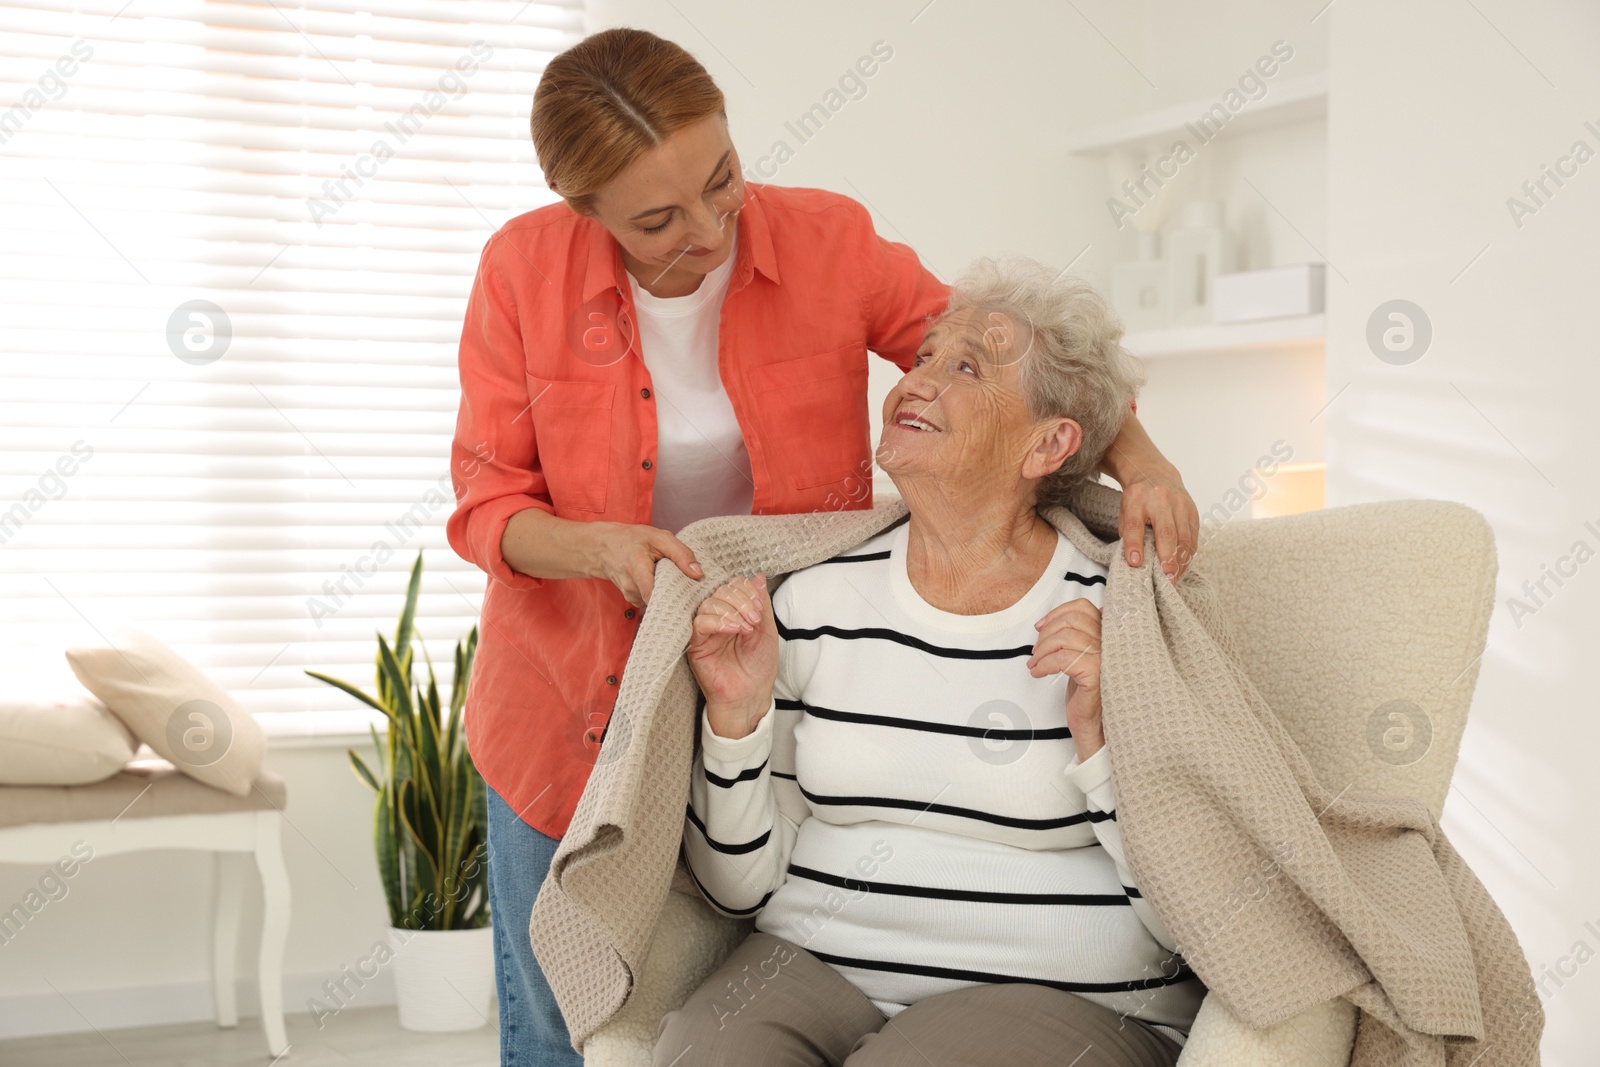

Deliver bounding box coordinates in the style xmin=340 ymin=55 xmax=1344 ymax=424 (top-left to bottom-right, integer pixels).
xmin=1122 ymin=313 xmax=1325 ymax=358
xmin=1066 ymin=73 xmax=1327 ymax=155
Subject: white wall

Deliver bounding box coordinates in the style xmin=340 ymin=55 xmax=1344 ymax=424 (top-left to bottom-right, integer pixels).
xmin=1328 ymin=2 xmax=1600 ymax=1059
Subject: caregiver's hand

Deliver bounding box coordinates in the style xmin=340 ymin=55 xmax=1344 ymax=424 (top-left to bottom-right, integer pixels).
xmin=687 ymin=574 xmax=777 ymax=741
xmin=1099 ymin=409 xmax=1200 ymax=583
xmin=592 ymin=522 xmax=704 ymax=608
xmin=500 ymin=509 xmax=703 ymax=606
xmin=1028 ymin=598 xmax=1104 ymax=763
xmin=1117 ymin=465 xmax=1200 ymax=584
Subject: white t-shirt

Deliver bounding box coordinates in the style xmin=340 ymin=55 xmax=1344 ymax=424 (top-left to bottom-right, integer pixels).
xmin=625 ymin=233 xmax=754 ymax=534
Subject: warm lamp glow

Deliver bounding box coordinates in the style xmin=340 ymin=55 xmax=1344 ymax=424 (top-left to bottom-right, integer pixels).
xmin=1252 ymin=462 xmax=1326 ymax=519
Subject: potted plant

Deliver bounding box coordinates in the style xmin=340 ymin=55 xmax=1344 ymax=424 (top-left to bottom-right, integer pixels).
xmin=307 ymin=552 xmax=492 ymax=1032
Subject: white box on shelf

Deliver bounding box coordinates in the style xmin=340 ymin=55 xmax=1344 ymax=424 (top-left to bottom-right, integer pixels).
xmin=1213 ymin=263 xmax=1325 ymax=323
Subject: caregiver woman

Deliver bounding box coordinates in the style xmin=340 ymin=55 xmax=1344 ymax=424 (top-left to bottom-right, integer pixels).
xmin=445 ymin=27 xmax=1199 ymax=1067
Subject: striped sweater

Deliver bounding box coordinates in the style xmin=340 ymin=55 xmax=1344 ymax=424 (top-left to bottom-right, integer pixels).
xmin=683 ymin=515 xmax=1205 ymax=1042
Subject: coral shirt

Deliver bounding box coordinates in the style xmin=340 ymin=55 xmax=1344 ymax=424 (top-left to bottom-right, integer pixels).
xmin=446 ymin=183 xmax=949 ymax=839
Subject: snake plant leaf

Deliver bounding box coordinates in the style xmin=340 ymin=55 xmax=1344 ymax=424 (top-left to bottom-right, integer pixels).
xmin=348 ymin=749 xmax=380 ymax=793
xmin=441 ymin=753 xmax=470 ymax=914
xmin=394 ymin=552 xmax=423 ymax=663
xmin=305 ymin=550 xmax=489 ymax=932
xmin=413 ymin=676 xmax=443 ymax=839
xmin=376 ymin=634 xmax=416 ymax=745
xmin=470 ymin=764 xmax=487 ymax=841
xmin=451 ymin=627 xmax=477 ymax=720
xmin=396 ymin=776 xmax=440 ymax=895
xmin=418 ymin=663 xmax=442 ymax=777
xmin=375 ymin=634 xmax=408 ymax=715
xmin=303 ymin=670 xmax=392 ymax=718
xmin=374 ymin=785 xmax=402 ymax=928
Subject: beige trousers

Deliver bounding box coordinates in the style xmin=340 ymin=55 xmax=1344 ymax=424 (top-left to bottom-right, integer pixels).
xmin=651 ymin=932 xmax=1185 ymax=1067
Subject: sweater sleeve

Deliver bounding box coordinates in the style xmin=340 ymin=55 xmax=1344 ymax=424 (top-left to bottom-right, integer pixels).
xmin=683 ymin=579 xmax=812 ymax=917
xmin=850 ymin=197 xmax=949 ymax=373
xmin=1063 ymin=746 xmax=1183 ymax=953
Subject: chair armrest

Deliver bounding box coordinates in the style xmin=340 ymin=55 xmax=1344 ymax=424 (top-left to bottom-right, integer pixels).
xmin=1177 ymin=992 xmax=1356 ymax=1066
xmin=581 ymin=888 xmax=750 ymax=1067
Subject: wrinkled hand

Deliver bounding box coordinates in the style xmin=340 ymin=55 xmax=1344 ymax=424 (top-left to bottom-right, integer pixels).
xmin=1117 ymin=465 xmax=1200 ymax=584
xmin=1029 ymin=598 xmax=1104 ymax=762
xmin=686 ymin=574 xmax=777 ymax=740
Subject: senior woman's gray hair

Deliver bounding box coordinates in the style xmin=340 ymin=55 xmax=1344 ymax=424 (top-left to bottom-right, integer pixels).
xmin=940 ymin=255 xmax=1146 ymax=507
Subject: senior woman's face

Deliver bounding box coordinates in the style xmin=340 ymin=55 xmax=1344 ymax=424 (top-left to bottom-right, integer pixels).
xmin=877 ymin=308 xmax=1079 ymax=490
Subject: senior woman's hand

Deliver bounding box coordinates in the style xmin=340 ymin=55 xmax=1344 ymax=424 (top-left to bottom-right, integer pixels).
xmin=686 ymin=574 xmax=778 ymax=741
xmin=1027 ymin=598 xmax=1105 ymax=763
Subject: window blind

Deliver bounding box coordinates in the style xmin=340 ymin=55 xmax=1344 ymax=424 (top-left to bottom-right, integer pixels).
xmin=0 ymin=0 xmax=582 ymax=718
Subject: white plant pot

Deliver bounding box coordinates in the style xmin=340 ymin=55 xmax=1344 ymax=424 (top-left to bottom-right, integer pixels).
xmin=390 ymin=925 xmax=495 ymax=1032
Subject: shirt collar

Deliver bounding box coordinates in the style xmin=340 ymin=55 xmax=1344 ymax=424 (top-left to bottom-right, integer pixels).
xmin=580 ymin=181 xmax=780 ymax=302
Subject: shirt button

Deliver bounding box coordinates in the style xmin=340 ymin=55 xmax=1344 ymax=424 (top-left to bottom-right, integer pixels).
xmin=606 ymin=675 xmax=617 ymax=685
xmin=640 ymin=387 xmax=651 ymax=399
xmin=624 ymin=608 xmax=636 ymax=619
xmin=641 ymin=459 xmax=652 ymax=470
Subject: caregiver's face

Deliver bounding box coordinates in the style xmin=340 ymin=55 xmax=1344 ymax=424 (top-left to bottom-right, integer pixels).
xmin=877 ymin=308 xmax=1047 ymax=484
xmin=587 ymin=113 xmax=745 ymax=286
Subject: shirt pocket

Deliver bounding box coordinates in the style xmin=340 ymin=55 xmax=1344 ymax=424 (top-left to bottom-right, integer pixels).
xmin=748 ymin=344 xmax=869 ymax=491
xmin=526 ymin=374 xmax=615 ymax=514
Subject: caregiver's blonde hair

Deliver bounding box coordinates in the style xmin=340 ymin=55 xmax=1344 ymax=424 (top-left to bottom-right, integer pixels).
xmin=941 ymin=256 xmax=1145 ymax=503
xmin=530 ymin=28 xmax=726 ymax=215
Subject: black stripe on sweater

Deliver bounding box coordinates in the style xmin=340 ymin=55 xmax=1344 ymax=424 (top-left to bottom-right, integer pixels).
xmin=704 ymin=759 xmax=767 ymax=788
xmin=796 ymin=784 xmax=1111 ymax=830
xmin=1064 ymin=570 xmax=1107 ymax=587
xmin=684 ymin=803 xmax=770 ymax=854
xmin=799 ymin=701 xmax=1071 ymax=741
xmin=787 ymin=864 xmax=1133 ymax=906
xmin=775 ymin=618 xmax=1033 ymax=661
xmin=682 ymin=861 xmax=771 ymax=917
xmin=805 ymin=949 xmax=1198 ymax=995
xmin=818 ymin=550 xmax=891 ymax=564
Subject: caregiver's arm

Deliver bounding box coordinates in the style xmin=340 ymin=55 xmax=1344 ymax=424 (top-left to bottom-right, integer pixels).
xmin=1098 ymin=406 xmax=1200 ymax=582
xmin=682 ymin=575 xmax=805 ymax=915
xmin=500 ymin=509 xmax=702 ymax=608
xmin=445 ymin=231 xmax=701 ymax=607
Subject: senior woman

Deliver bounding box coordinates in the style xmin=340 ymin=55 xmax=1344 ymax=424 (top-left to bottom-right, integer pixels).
xmin=655 ymin=258 xmax=1204 ymax=1067
xmin=448 ymin=26 xmax=1200 ymax=1067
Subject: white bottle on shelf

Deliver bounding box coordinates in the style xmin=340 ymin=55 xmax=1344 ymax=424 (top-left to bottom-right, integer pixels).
xmin=1164 ymin=200 xmax=1233 ymax=327
xmin=1111 ymin=231 xmax=1169 ymax=332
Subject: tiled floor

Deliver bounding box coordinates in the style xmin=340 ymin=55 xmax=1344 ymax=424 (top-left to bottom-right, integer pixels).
xmin=0 ymin=1008 xmax=500 ymax=1066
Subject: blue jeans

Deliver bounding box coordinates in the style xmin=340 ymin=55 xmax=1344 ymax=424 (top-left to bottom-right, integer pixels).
xmin=487 ymin=784 xmax=585 ymax=1067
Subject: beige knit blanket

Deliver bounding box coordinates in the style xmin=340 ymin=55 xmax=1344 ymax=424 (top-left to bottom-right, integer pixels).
xmin=529 ymin=481 xmax=1541 ymax=1065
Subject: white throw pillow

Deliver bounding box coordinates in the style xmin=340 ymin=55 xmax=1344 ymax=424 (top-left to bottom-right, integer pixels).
xmin=65 ymin=631 xmax=266 ymax=797
xmin=0 ymin=697 xmax=138 ymax=786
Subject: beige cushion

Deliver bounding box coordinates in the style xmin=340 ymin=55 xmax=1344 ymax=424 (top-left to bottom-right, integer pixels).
xmin=65 ymin=632 xmax=266 ymax=797
xmin=0 ymin=759 xmax=287 ymax=828
xmin=0 ymin=697 xmax=137 ymax=786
